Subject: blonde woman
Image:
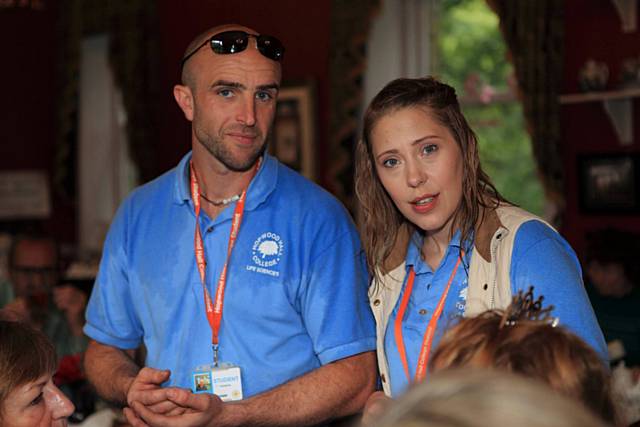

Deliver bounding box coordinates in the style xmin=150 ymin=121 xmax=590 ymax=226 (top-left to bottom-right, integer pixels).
xmin=355 ymin=76 xmax=606 ymax=399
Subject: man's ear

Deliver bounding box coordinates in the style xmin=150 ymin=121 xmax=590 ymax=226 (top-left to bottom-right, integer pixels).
xmin=174 ymin=84 xmax=194 ymax=121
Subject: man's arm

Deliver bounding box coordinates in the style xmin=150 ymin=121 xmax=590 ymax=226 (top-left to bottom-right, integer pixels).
xmin=128 ymin=351 xmax=377 ymax=427
xmin=85 ymin=338 xmax=186 ymax=417
xmin=224 ymin=351 xmax=377 ymax=425
xmin=84 ymin=339 xmax=140 ymax=404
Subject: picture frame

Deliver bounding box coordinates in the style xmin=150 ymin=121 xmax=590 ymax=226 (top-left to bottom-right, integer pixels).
xmin=578 ymin=154 xmax=640 ymax=213
xmin=0 ymin=170 xmax=51 ymax=220
xmin=270 ymin=82 xmax=317 ymax=181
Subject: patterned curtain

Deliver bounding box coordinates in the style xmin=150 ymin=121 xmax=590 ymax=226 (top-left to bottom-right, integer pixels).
xmin=486 ymin=0 xmax=566 ymax=216
xmin=54 ymin=0 xmax=160 ymax=199
xmin=328 ymin=0 xmax=381 ymax=213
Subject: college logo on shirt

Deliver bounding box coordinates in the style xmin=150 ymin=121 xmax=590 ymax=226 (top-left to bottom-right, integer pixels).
xmin=456 ymin=282 xmax=468 ymax=315
xmin=246 ymin=232 xmax=284 ymax=277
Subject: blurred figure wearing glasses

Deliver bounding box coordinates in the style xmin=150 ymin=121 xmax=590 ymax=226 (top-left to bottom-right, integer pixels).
xmin=0 ymin=234 xmax=94 ymax=423
xmin=83 ymin=23 xmax=376 ymax=427
xmin=0 ymin=234 xmax=87 ymax=357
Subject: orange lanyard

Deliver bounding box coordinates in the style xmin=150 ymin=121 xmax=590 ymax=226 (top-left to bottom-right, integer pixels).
xmin=189 ymin=159 xmax=259 ymax=365
xmin=393 ymin=250 xmax=464 ymax=383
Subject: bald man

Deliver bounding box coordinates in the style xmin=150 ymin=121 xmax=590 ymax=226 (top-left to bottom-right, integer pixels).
xmin=83 ymin=24 xmax=376 ymax=426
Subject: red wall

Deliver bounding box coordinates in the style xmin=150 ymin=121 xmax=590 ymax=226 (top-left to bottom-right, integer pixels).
xmin=4 ymin=0 xmax=638 ymax=254
xmin=0 ymin=6 xmax=56 ymax=171
xmin=0 ymin=1 xmax=333 ymax=243
xmin=0 ymin=4 xmax=76 ymax=241
xmin=561 ymin=0 xmax=640 ymax=257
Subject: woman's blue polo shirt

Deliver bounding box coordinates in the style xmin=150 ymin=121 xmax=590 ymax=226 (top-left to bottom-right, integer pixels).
xmin=385 ymin=226 xmax=607 ymax=397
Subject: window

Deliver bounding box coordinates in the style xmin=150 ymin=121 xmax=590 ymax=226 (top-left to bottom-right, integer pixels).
xmin=364 ymin=0 xmax=544 ymax=215
xmin=438 ymin=0 xmax=544 ymax=215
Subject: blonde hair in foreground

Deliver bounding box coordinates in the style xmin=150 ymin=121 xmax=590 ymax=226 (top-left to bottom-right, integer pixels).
xmin=367 ymin=369 xmax=612 ymax=427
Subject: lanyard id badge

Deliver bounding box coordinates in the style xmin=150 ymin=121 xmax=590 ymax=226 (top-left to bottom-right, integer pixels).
xmin=394 ymin=250 xmax=464 ymax=383
xmin=189 ymin=159 xmax=260 ymax=400
xmin=192 ymin=363 xmax=243 ymax=402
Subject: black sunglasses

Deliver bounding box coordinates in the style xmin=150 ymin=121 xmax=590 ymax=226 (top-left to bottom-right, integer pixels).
xmin=180 ymin=30 xmax=285 ymax=69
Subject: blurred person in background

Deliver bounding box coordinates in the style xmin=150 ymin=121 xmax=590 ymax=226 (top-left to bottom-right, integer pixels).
xmin=0 ymin=234 xmax=88 ymax=357
xmin=584 ymin=228 xmax=640 ymax=368
xmin=0 ymin=233 xmax=93 ymax=423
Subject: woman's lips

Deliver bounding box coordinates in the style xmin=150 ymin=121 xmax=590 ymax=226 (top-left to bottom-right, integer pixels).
xmin=411 ymin=194 xmax=438 ymax=213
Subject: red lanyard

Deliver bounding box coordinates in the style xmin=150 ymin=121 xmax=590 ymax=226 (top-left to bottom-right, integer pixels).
xmin=189 ymin=160 xmax=259 ymax=365
xmin=393 ymin=250 xmax=464 ymax=383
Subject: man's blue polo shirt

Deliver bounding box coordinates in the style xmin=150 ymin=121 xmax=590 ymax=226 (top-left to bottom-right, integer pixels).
xmin=385 ymin=224 xmax=607 ymax=397
xmin=84 ymin=152 xmax=376 ymax=397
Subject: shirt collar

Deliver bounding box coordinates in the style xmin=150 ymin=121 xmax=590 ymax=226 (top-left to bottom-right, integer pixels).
xmin=173 ymin=151 xmax=278 ymax=213
xmin=405 ymin=229 xmax=463 ymax=275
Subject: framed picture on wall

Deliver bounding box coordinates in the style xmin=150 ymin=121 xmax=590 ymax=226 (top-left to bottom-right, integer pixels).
xmin=578 ymin=154 xmax=640 ymax=213
xmin=270 ymin=82 xmax=316 ymax=181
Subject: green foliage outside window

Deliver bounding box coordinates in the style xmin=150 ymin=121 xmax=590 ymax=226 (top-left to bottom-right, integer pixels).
xmin=437 ymin=0 xmax=545 ymax=215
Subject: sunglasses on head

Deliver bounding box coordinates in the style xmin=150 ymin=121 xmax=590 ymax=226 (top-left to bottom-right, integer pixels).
xmin=180 ymin=30 xmax=285 ymax=69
